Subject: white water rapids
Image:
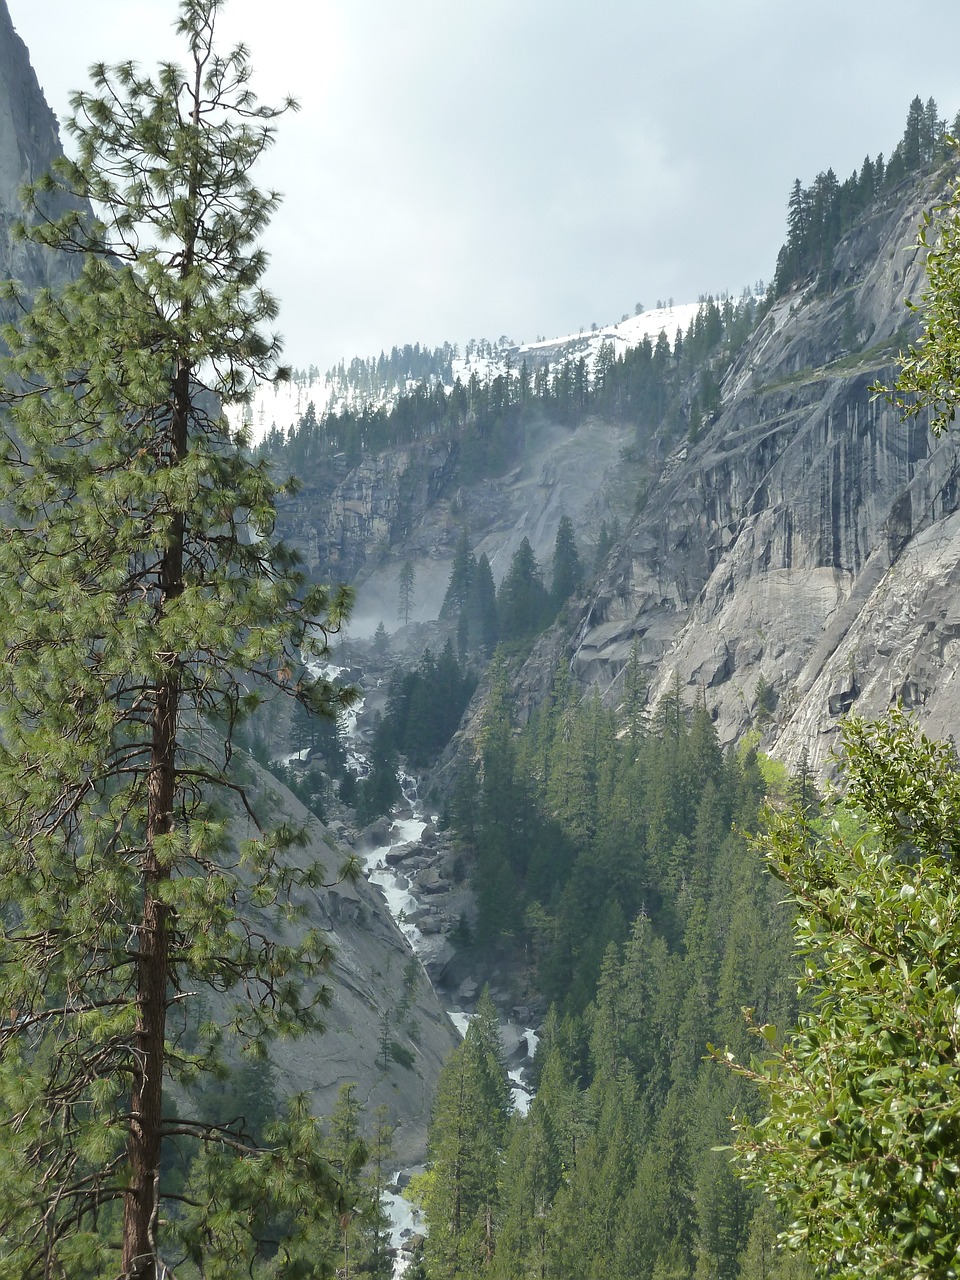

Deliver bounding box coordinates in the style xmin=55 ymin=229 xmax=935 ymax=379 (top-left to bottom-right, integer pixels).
xmin=304 ymin=661 xmax=538 ymax=1275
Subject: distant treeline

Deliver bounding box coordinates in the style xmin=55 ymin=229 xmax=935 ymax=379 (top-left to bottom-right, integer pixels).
xmin=773 ymin=94 xmax=960 ymax=296
xmin=287 ymin=341 xmax=461 ymax=402
xmin=260 ymin=295 xmax=758 ymax=483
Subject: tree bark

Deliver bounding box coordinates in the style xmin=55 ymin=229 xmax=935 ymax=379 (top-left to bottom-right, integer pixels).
xmin=121 ymin=361 xmax=189 ymax=1279
xmin=121 ymin=678 xmax=176 ymax=1279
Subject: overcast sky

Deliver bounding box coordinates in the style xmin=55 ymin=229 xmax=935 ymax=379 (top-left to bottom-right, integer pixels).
xmin=7 ymin=0 xmax=960 ymax=372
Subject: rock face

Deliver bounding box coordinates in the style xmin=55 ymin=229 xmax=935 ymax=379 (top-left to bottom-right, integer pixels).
xmin=281 ymin=169 xmax=960 ymax=791
xmin=280 ymin=418 xmax=637 ymax=630
xmin=0 ymin=1 xmax=80 ymax=309
xmin=570 ymin=171 xmax=960 ymax=776
xmin=282 ymin=442 xmax=459 ymax=582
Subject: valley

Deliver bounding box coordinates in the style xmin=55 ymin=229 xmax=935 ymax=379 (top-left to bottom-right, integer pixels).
xmin=2 ymin=2 xmax=960 ymax=1276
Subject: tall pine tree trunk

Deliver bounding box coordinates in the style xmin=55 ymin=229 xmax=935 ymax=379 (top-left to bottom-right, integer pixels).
xmin=122 ymin=364 xmax=188 ymax=1278
xmin=122 ymin=679 xmax=177 ymax=1278
xmin=0 ymin=6 xmax=355 ymax=1268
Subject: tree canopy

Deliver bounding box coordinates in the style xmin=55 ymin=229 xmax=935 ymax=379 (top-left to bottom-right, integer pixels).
xmin=0 ymin=3 xmax=353 ymax=1276
xmin=724 ymin=125 xmax=960 ymax=1280
xmin=724 ymin=712 xmax=960 ymax=1279
xmin=890 ymin=140 xmax=960 ymax=436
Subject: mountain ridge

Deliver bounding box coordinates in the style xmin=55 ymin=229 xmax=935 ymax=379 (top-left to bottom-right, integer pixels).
xmin=236 ymin=300 xmax=707 ymax=445
xmin=571 ymin=166 xmax=951 ymax=775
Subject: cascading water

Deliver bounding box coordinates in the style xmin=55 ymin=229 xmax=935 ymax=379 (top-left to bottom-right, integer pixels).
xmin=304 ymin=659 xmax=538 ymax=1274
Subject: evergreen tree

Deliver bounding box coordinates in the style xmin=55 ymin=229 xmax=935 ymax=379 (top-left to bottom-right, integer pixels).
xmin=545 ymin=689 xmax=607 ymax=845
xmin=423 ymin=994 xmax=512 ymax=1278
xmin=726 ymin=711 xmax=960 ymax=1279
xmin=901 ymin=94 xmax=926 ymax=169
xmin=442 ymin=529 xmax=477 ymax=618
xmin=493 ymin=1107 xmax=560 ymax=1280
xmin=365 ymin=1107 xmax=397 ymax=1280
xmin=323 ymin=1083 xmax=370 ymax=1278
xmin=0 ymin=4 xmax=354 ymax=1275
xmin=356 ymin=715 xmax=402 ymax=823
xmin=496 ymin=537 xmax=551 ymax=642
xmin=891 ymin=144 xmax=960 ymax=436
xmin=551 ymin=514 xmax=583 ymax=609
xmin=464 ymin=552 xmax=499 ymax=654
xmin=622 ymin=638 xmax=648 ymax=742
xmin=398 ymin=559 xmax=416 ymax=625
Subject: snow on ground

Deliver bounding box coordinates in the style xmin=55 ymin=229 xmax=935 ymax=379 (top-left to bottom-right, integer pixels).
xmin=516 ymin=300 xmax=702 ymax=359
xmin=228 ymin=302 xmax=705 ymax=444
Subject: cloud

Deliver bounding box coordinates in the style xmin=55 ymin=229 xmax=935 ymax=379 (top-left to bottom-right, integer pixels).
xmin=7 ymin=0 xmax=960 ymax=371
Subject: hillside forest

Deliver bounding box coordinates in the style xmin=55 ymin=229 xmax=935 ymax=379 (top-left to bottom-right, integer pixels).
xmin=2 ymin=1 xmax=960 ymax=1275
xmin=304 ymin=93 xmax=960 ymax=1280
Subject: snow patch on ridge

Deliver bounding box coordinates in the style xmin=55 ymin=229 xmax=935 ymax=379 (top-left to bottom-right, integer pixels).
xmin=231 ymin=302 xmax=703 ymax=444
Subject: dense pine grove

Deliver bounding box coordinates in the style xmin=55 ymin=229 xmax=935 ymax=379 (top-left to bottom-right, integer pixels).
xmin=438 ymin=520 xmax=584 ymax=660
xmin=414 ymin=661 xmax=808 ymax=1279
xmin=259 ymin=294 xmax=758 ymax=484
xmin=772 ymin=95 xmax=960 ymax=297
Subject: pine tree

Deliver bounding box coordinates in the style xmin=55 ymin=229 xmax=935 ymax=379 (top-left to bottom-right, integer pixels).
xmin=493 ymin=1109 xmax=559 ymax=1279
xmin=901 ymin=94 xmax=926 ymax=170
xmin=622 ymin=638 xmax=648 ymax=743
xmin=0 ymin=4 xmax=354 ymax=1275
xmin=423 ymin=998 xmax=512 ymax=1278
xmin=464 ymin=552 xmax=499 ymax=654
xmin=545 ymin=690 xmax=603 ymax=845
xmin=398 ymin=559 xmax=416 ymax=625
xmin=323 ymin=1083 xmax=370 ymax=1278
xmin=441 ymin=529 xmax=476 ymax=619
xmin=496 ymin=537 xmax=551 ymax=641
xmin=551 ymin=514 xmax=583 ymax=609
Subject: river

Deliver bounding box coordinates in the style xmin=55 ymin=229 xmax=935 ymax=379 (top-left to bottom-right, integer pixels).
xmin=309 ymin=662 xmax=538 ymax=1275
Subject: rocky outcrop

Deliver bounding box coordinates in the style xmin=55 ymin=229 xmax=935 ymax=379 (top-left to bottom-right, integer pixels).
xmin=0 ymin=1 xmax=81 ymax=308
xmin=282 ymin=441 xmax=459 ymax=582
xmin=229 ymin=763 xmax=460 ymax=1165
xmin=570 ymin=171 xmax=960 ymax=777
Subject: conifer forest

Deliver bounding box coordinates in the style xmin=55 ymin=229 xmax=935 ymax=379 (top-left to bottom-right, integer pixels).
xmin=5 ymin=1 xmax=960 ymax=1277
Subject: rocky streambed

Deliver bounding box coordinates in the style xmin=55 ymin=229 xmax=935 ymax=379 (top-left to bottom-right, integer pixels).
xmin=305 ymin=664 xmax=540 ymax=1273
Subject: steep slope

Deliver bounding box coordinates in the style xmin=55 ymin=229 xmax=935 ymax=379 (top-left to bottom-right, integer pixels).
xmin=0 ymin=1 xmax=80 ymax=308
xmin=232 ymin=762 xmax=458 ymax=1163
xmin=572 ymin=169 xmax=956 ymax=775
xmin=276 ymin=415 xmax=640 ymax=632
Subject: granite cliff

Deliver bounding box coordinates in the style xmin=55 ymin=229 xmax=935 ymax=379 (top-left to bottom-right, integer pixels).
xmin=296 ymin=168 xmax=960 ymax=793
xmin=569 ymin=169 xmax=960 ymax=776
xmin=313 ymin=162 xmax=960 ymax=795
xmin=277 ymin=418 xmax=638 ymax=634
xmin=0 ymin=2 xmax=80 ymax=310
